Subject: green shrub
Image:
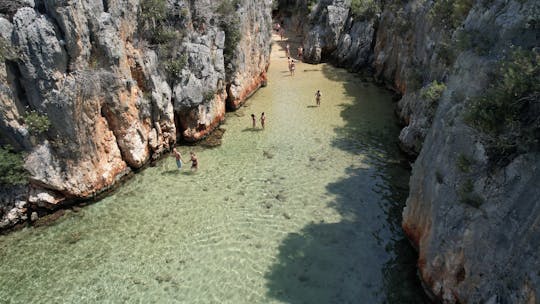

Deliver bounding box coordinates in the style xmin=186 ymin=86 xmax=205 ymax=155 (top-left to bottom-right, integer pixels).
xmin=24 ymin=110 xmax=51 ymax=134
xmin=216 ymin=0 xmax=240 ymax=16
xmin=456 ymin=153 xmax=472 ymax=173
xmin=164 ymin=54 xmax=188 ymax=76
xmin=421 ymin=81 xmax=446 ymax=105
xmin=306 ymin=0 xmax=318 ymax=12
xmin=217 ymin=1 xmax=242 ymax=67
xmin=0 ymin=36 xmax=19 ymax=61
xmin=429 ymin=0 xmax=473 ymax=30
xmin=203 ymin=90 xmax=215 ymax=102
xmin=139 ymin=0 xmax=168 ymax=29
xmin=152 ymin=26 xmax=180 ymax=45
xmin=350 ymin=0 xmax=380 ymax=20
xmin=455 ymin=29 xmax=495 ymax=56
xmin=0 ymin=146 xmax=27 ymax=185
xmin=458 ymin=178 xmax=483 ymax=207
xmin=464 ymin=48 xmax=539 ymax=142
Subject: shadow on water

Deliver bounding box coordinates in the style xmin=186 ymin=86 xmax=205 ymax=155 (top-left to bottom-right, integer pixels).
xmin=242 ymin=128 xmax=264 ymax=132
xmin=265 ymin=65 xmax=429 ymax=302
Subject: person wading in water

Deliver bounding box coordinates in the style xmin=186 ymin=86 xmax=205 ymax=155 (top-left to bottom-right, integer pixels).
xmin=172 ymin=148 xmax=185 ymax=170
xmin=315 ymin=90 xmax=322 ymax=106
xmin=260 ymin=112 xmax=266 ymax=129
xmin=190 ymin=151 xmax=198 ymax=171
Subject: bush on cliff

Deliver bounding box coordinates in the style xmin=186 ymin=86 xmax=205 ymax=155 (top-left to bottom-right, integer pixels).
xmin=0 ymin=36 xmax=19 ymax=61
xmin=0 ymin=146 xmax=27 ymax=185
xmin=216 ymin=0 xmax=242 ymax=70
xmin=421 ymin=81 xmax=446 ymax=105
xmin=465 ymin=48 xmax=540 ymax=163
xmin=429 ymin=0 xmax=473 ymax=30
xmin=24 ymin=110 xmax=51 ymax=134
xmin=350 ymin=0 xmax=379 ymax=21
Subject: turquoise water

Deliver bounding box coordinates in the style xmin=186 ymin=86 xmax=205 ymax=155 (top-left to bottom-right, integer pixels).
xmin=0 ymin=37 xmax=428 ymax=303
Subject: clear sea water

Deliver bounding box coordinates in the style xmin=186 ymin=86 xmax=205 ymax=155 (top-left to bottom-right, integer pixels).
xmin=0 ymin=37 xmax=429 ymax=303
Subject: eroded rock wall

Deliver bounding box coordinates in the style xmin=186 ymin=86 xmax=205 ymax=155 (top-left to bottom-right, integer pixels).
xmin=279 ymin=0 xmax=540 ymax=302
xmin=0 ymin=0 xmax=271 ymax=229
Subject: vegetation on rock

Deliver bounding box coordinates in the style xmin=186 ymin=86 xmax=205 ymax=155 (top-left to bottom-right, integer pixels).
xmin=139 ymin=0 xmax=186 ymax=81
xmin=216 ymin=0 xmax=242 ymax=70
xmin=0 ymin=36 xmax=19 ymax=61
xmin=0 ymin=146 xmax=27 ymax=185
xmin=421 ymin=81 xmax=446 ymax=105
xmin=350 ymin=0 xmax=379 ymax=20
xmin=24 ymin=110 xmax=51 ymax=134
xmin=465 ymin=48 xmax=540 ymax=163
xmin=429 ymin=0 xmax=473 ymax=30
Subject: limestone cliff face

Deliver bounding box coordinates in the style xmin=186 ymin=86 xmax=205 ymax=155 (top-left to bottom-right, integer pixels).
xmin=279 ymin=0 xmax=539 ymax=302
xmin=0 ymin=0 xmax=271 ymax=229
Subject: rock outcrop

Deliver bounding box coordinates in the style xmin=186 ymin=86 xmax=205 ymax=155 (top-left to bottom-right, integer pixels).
xmin=0 ymin=0 xmax=271 ymax=229
xmin=278 ymin=0 xmax=539 ymax=302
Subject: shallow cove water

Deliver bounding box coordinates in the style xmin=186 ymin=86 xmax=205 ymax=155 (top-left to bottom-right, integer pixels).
xmin=0 ymin=36 xmax=429 ymax=303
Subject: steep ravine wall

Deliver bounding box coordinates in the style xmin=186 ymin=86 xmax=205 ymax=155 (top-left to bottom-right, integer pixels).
xmin=277 ymin=0 xmax=539 ymax=302
xmin=0 ymin=0 xmax=271 ymax=229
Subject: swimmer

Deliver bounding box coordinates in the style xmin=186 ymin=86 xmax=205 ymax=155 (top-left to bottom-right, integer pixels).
xmin=251 ymin=113 xmax=256 ymax=128
xmin=286 ymin=43 xmax=290 ymax=57
xmin=290 ymin=60 xmax=296 ymax=77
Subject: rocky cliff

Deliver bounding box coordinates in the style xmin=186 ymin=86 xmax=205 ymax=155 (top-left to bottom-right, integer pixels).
xmin=277 ymin=0 xmax=539 ymax=302
xmin=0 ymin=0 xmax=271 ymax=229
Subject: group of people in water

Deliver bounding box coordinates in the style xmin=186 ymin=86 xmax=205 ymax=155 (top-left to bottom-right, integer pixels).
xmin=172 ymin=148 xmax=198 ymax=171
xmin=170 ymin=22 xmax=321 ymax=172
xmin=251 ymin=112 xmax=266 ymax=129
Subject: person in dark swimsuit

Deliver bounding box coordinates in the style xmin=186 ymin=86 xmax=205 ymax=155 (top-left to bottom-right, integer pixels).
xmin=190 ymin=151 xmax=198 ymax=171
xmin=315 ymin=90 xmax=322 ymax=106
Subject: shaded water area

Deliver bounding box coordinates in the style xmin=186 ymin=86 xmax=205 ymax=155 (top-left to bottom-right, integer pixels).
xmin=0 ymin=36 xmax=429 ymax=303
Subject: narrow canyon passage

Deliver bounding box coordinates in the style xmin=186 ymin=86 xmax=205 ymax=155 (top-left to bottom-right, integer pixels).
xmin=0 ymin=35 xmax=428 ymax=303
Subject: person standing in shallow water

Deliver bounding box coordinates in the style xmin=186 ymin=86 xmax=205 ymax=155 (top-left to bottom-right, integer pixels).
xmin=260 ymin=112 xmax=266 ymax=129
xmin=290 ymin=60 xmax=296 ymax=77
xmin=315 ymin=90 xmax=322 ymax=106
xmin=190 ymin=151 xmax=198 ymax=171
xmin=251 ymin=114 xmax=256 ymax=128
xmin=172 ymin=148 xmax=184 ymax=170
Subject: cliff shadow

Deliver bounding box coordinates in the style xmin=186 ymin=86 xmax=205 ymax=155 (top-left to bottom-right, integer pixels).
xmin=264 ymin=63 xmax=429 ymax=303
